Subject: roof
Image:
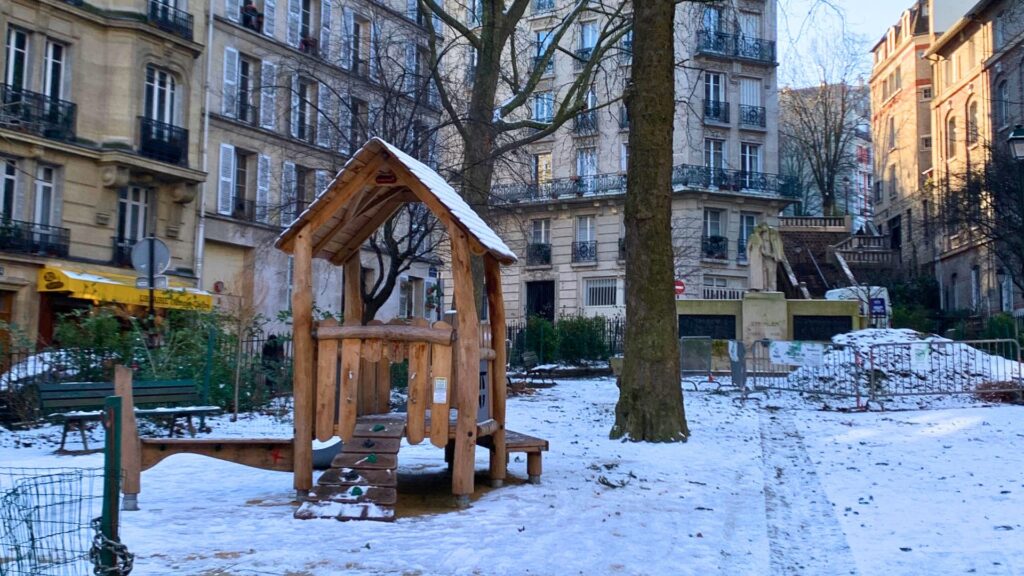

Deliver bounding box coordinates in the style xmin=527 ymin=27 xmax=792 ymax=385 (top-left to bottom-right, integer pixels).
xmin=275 ymin=138 xmax=517 ymax=265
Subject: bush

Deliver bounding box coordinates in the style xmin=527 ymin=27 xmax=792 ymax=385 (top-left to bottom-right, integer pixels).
xmin=525 ymin=315 xmax=559 ymax=364
xmin=556 ymin=315 xmax=608 ymax=364
xmin=891 ymin=305 xmax=935 ymax=334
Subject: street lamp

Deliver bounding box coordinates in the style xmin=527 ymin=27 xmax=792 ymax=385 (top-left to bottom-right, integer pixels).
xmin=1008 ymin=125 xmax=1024 ymax=160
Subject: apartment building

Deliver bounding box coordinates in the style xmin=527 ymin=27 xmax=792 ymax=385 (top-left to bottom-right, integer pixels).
xmin=486 ymin=0 xmax=788 ymax=321
xmin=202 ymin=0 xmax=443 ymax=327
xmin=1 ymin=0 xmax=208 ymax=344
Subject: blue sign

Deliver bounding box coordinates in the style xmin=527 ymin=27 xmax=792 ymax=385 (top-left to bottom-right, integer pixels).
xmin=869 ymin=297 xmax=886 ymax=315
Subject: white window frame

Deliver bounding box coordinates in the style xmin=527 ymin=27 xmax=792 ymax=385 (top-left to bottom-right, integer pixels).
xmin=533 ymin=92 xmax=553 ymax=121
xmin=704 ymin=72 xmax=723 ymax=103
xmin=531 ymin=219 xmax=550 ymax=244
xmin=117 ymin=186 xmax=150 ymax=244
xmin=4 ymin=26 xmax=29 ymax=89
xmin=43 ymin=39 xmax=67 ymax=102
xmin=740 ymin=143 xmax=761 ymax=173
xmin=34 ymin=164 xmax=56 ymax=228
xmin=576 ymin=214 xmax=595 ymax=243
xmin=2 ymin=158 xmax=17 ymax=220
xmin=704 ymin=138 xmax=724 ymax=168
xmin=704 ymin=209 xmax=722 ymax=237
xmin=145 ymin=65 xmax=178 ymax=124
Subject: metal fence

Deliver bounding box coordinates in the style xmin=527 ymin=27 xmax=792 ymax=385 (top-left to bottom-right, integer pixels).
xmin=744 ymin=339 xmax=866 ymax=399
xmin=0 ymin=467 xmax=103 ymax=576
xmin=679 ymin=337 xmax=712 ymax=378
xmin=505 ymin=316 xmax=624 ymax=368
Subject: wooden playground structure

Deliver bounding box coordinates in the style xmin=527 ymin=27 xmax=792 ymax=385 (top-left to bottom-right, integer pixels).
xmin=122 ymin=138 xmax=547 ymax=520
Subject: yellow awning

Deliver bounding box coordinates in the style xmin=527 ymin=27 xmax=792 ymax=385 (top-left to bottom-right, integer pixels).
xmin=37 ymin=267 xmax=214 ymax=311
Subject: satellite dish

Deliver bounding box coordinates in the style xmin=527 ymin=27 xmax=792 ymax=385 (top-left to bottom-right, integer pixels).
xmin=131 ymin=237 xmax=171 ymax=276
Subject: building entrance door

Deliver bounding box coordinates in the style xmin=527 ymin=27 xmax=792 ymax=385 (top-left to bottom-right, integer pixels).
xmin=525 ymin=281 xmax=555 ymax=321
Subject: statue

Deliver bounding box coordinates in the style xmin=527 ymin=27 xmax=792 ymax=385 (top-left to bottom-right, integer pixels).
xmin=746 ymin=223 xmax=784 ymax=291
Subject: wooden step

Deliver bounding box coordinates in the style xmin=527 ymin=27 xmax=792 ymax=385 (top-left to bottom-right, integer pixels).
xmin=294 ymin=500 xmax=395 ymax=522
xmin=331 ymin=452 xmax=397 ymax=470
xmin=341 ymin=436 xmax=401 ymax=454
xmin=317 ymin=467 xmax=397 ymax=487
xmin=307 ymin=485 xmax=397 ymax=506
xmin=353 ymin=418 xmax=406 ymax=438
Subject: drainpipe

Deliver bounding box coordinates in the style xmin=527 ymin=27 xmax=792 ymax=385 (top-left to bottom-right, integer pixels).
xmin=193 ymin=1 xmax=215 ymax=288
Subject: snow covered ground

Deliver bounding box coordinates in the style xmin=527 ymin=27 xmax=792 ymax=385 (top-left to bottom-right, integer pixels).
xmin=2 ymin=377 xmax=1023 ymax=575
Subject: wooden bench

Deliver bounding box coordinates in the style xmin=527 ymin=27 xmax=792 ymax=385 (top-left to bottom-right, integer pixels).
xmin=38 ymin=379 xmax=221 ymax=452
xmin=478 ymin=429 xmax=549 ymax=484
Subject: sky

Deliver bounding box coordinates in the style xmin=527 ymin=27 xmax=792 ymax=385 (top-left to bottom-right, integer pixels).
xmin=778 ymin=0 xmax=913 ymax=87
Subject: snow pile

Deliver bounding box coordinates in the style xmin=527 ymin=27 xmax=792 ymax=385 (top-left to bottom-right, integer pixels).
xmin=786 ymin=329 xmax=1023 ymax=400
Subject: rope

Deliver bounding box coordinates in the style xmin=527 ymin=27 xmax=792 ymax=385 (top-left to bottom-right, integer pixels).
xmin=90 ymin=517 xmax=134 ymax=575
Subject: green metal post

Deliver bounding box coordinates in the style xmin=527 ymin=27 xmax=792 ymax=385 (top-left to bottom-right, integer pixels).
xmin=100 ymin=396 xmax=123 ymax=573
xmin=201 ymin=325 xmax=214 ymax=430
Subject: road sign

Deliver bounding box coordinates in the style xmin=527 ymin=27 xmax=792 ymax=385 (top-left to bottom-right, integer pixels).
xmin=130 ymin=238 xmax=170 ymax=276
xmin=135 ymin=275 xmax=169 ymax=290
xmin=674 ymin=280 xmax=686 ymax=300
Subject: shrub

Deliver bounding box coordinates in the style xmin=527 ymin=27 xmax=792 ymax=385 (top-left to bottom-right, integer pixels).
xmin=975 ymin=381 xmax=1023 ymax=404
xmin=556 ymin=315 xmax=608 ymax=364
xmin=525 ymin=315 xmax=559 ymax=364
xmin=891 ymin=305 xmax=935 ymax=334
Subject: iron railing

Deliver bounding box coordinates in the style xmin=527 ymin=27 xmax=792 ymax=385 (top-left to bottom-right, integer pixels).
xmin=0 ymin=219 xmax=71 ymax=258
xmin=492 ymin=173 xmax=625 ymax=203
xmin=138 ymin=116 xmax=188 ymax=166
xmin=704 ymin=100 xmax=729 ymax=123
xmin=505 ymin=315 xmax=624 ymax=368
xmin=701 ymin=235 xmax=729 ymax=260
xmin=227 ymin=198 xmax=276 ymax=225
xmin=526 ymin=243 xmax=551 ymax=266
xmin=571 ymin=240 xmax=597 ymax=263
xmin=671 ymin=164 xmax=782 ymax=195
xmin=696 ymin=29 xmax=775 ymax=64
xmin=533 ymin=0 xmax=555 ymax=13
xmin=0 ymin=84 xmax=76 ymax=142
xmin=574 ymin=47 xmax=593 ymax=69
xmin=573 ymin=111 xmax=598 ymax=135
xmin=147 ymin=0 xmax=194 ymax=40
xmin=738 ymin=104 xmax=766 ymax=128
xmin=533 ymin=54 xmax=554 ymax=75
xmin=279 ymin=199 xmax=311 ymax=227
xmin=111 ymin=237 xmax=134 ymax=267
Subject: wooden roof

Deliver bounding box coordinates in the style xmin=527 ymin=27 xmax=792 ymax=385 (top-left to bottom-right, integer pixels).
xmin=275 ymin=138 xmax=517 ymax=265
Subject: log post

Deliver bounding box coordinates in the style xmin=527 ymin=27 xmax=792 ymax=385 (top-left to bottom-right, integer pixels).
xmin=115 ymin=366 xmax=141 ymax=510
xmin=343 ymin=254 xmax=362 ymax=324
xmin=450 ymin=231 xmax=480 ymax=505
xmin=484 ymin=255 xmax=508 ymax=488
xmin=292 ymin=227 xmax=314 ymax=498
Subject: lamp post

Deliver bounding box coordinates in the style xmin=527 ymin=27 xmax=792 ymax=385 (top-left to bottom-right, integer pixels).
xmin=1007 ymin=125 xmax=1024 ymax=160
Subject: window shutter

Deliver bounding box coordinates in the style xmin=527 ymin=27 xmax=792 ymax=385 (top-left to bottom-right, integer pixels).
xmin=263 ymin=0 xmax=276 ymax=37
xmin=290 ymin=74 xmax=300 ymax=138
xmin=12 ymin=166 xmax=26 ymax=221
xmin=256 ymin=154 xmax=271 ymax=223
xmin=225 ymin=0 xmax=240 ymax=22
xmin=319 ymin=0 xmax=332 ymax=59
xmin=50 ymin=174 xmax=63 ymax=226
xmin=282 ymin=161 xmax=297 ymax=224
xmin=433 ymin=0 xmax=443 ymax=34
xmin=316 ymin=83 xmax=332 ymax=148
xmin=222 ymin=47 xmax=239 ymax=118
xmin=259 ymin=60 xmax=277 ymax=130
xmin=342 ymin=8 xmax=354 ymax=69
xmin=406 ymin=0 xmax=417 ymax=20
xmin=338 ymin=91 xmax=351 ymax=154
xmin=369 ymin=21 xmax=380 ymax=82
xmin=404 ymin=42 xmax=417 ymax=93
xmin=218 ymin=144 xmax=235 ymax=215
xmin=315 ymin=169 xmax=330 ymax=199
xmin=286 ymin=0 xmax=300 ymax=47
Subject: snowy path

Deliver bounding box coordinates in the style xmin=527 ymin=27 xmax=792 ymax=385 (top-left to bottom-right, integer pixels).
xmin=759 ymin=410 xmax=858 ymax=576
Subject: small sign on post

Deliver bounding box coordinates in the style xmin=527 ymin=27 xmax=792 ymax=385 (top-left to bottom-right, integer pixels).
xmin=674 ymin=280 xmax=686 ymax=300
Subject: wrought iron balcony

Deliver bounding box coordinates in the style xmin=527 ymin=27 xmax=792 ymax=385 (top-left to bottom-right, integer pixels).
xmin=574 ymin=47 xmax=593 ymax=69
xmin=279 ymin=200 xmax=311 ymax=227
xmin=526 ymin=243 xmax=552 ymax=266
xmin=701 ymin=235 xmax=729 ymax=260
xmin=492 ymin=173 xmax=625 ymax=203
xmin=147 ymin=0 xmax=194 ymax=41
xmin=695 ymin=29 xmax=775 ymax=64
xmin=533 ymin=54 xmax=554 ymax=75
xmin=704 ymin=100 xmax=729 ymax=123
xmin=0 ymin=84 xmax=76 ymax=142
xmin=533 ymin=0 xmax=555 ymax=13
xmin=138 ymin=117 xmax=188 ymax=166
xmin=738 ymin=104 xmax=766 ymax=128
xmin=573 ymin=111 xmax=598 ymax=135
xmin=0 ymin=219 xmax=70 ymax=258
xmin=671 ymin=164 xmax=782 ymax=196
xmin=227 ymin=197 xmax=275 ymax=225
xmin=571 ymin=240 xmax=598 ymax=264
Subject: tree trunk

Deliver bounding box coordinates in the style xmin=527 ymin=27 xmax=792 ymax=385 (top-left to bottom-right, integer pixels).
xmin=611 ymin=0 xmax=688 ymax=442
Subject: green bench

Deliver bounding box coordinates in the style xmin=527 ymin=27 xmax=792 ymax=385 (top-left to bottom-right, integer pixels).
xmin=37 ymin=379 xmax=221 ymax=452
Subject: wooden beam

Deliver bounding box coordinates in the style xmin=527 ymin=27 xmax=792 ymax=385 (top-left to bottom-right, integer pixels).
xmin=278 ymin=154 xmax=389 ymax=253
xmin=292 ymin=228 xmax=314 ymax=493
xmin=315 ymin=323 xmax=454 ymax=345
xmin=115 ymin=365 xmax=142 ymax=507
xmin=314 ymin=319 xmax=339 ymax=443
xmin=343 ymin=255 xmax=362 ymax=325
xmin=312 ymin=185 xmax=405 ymax=257
xmin=450 ymin=231 xmax=480 ymax=499
xmin=140 ymin=439 xmax=294 ymax=472
xmin=328 ymin=200 xmax=405 ymax=266
xmin=484 ymin=255 xmax=508 ymax=486
xmin=406 ymin=340 xmax=429 ymax=445
xmin=400 ymin=176 xmax=493 ymax=263
xmin=338 ymin=338 xmax=360 ymax=441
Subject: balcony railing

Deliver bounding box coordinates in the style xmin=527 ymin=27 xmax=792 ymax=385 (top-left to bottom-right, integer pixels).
xmin=0 ymin=219 xmax=70 ymax=258
xmin=147 ymin=0 xmax=194 ymax=41
xmin=574 ymin=47 xmax=593 ymax=69
xmin=695 ymin=29 xmax=775 ymax=64
xmin=111 ymin=237 xmax=135 ymax=267
xmin=571 ymin=240 xmax=597 ymax=264
xmin=702 ymin=286 xmax=748 ymax=300
xmin=533 ymin=54 xmax=554 ymax=75
xmin=738 ymin=104 xmax=766 ymax=128
xmin=671 ymin=164 xmax=782 ymax=196
xmin=0 ymin=84 xmax=76 ymax=142
xmin=492 ymin=173 xmax=625 ymax=203
xmin=227 ymin=197 xmax=277 ymax=225
xmin=296 ymin=122 xmax=316 ymax=143
xmin=573 ymin=112 xmax=598 ymax=135
xmin=533 ymin=0 xmax=555 ymax=13
xmin=138 ymin=117 xmax=188 ymax=166
xmin=299 ymin=36 xmax=319 ymax=57
xmin=701 ymin=235 xmax=729 ymax=260
xmin=526 ymin=243 xmax=551 ymax=266
xmin=352 ymin=57 xmax=369 ymax=78
xmin=238 ymin=101 xmax=258 ymax=126
xmin=279 ymin=199 xmax=311 ymax=227
xmin=704 ymin=100 xmax=729 ymax=123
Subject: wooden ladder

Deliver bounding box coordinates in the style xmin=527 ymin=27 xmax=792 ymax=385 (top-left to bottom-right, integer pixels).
xmin=295 ymin=416 xmax=404 ymax=521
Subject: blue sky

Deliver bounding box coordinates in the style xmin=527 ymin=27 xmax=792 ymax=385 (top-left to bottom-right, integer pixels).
xmin=778 ymin=0 xmax=912 ymax=85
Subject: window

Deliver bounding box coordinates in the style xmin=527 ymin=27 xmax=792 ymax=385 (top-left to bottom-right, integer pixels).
xmin=585 ymin=278 xmax=617 ymax=307
xmin=580 ymin=21 xmax=597 ymax=51
xmin=234 ymin=149 xmax=251 ymax=207
xmin=43 ymin=40 xmax=67 ymax=102
xmin=531 ymin=219 xmax=550 ymax=244
xmin=238 ymin=56 xmax=256 ymax=123
xmin=921 ymin=86 xmax=932 ymax=101
xmin=117 ymin=187 xmax=150 ymax=244
xmin=296 ymin=78 xmax=314 ymax=141
xmin=533 ymin=92 xmax=553 ymax=122
xmin=398 ymin=276 xmax=424 ymax=318
xmin=970 ymin=266 xmax=981 ymax=310
xmin=620 ymin=141 xmax=628 ymax=173
xmin=946 ymin=116 xmax=957 ymax=158
xmin=893 ymin=65 xmax=901 ymax=90
xmin=967 ymin=101 xmax=978 ymax=146
xmin=300 ymin=0 xmax=313 ymax=39
xmin=533 ymin=152 xmax=552 ymax=183
xmin=576 ymin=147 xmax=597 ymax=178
xmin=887 ymin=116 xmax=896 ymax=149
xmin=995 ymin=11 xmax=1005 ymax=47
xmin=739 ymin=212 xmax=757 ymax=251
xmin=576 ymin=215 xmax=595 ymax=242
xmin=740 ymin=143 xmax=761 ymax=174
xmin=704 ymin=138 xmax=724 ymax=169
xmin=350 ymin=96 xmax=368 ymax=146
xmin=145 ymin=66 xmax=177 ymax=124
xmin=704 ymin=72 xmax=723 ymax=104
xmin=887 ymin=165 xmax=897 ymax=200
xmin=4 ymin=26 xmax=29 ymax=90
xmin=996 ymin=81 xmax=1009 ymax=127
xmin=1001 ymin=273 xmax=1013 ymax=312
xmin=921 ymin=135 xmax=932 ymax=150
xmin=702 ymin=7 xmax=721 ymax=32
xmin=34 ymin=165 xmax=57 ymax=228
xmin=704 ymin=209 xmax=722 ymax=237
xmin=535 ymin=30 xmax=553 ymax=73
xmin=2 ymin=158 xmax=17 ymax=219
